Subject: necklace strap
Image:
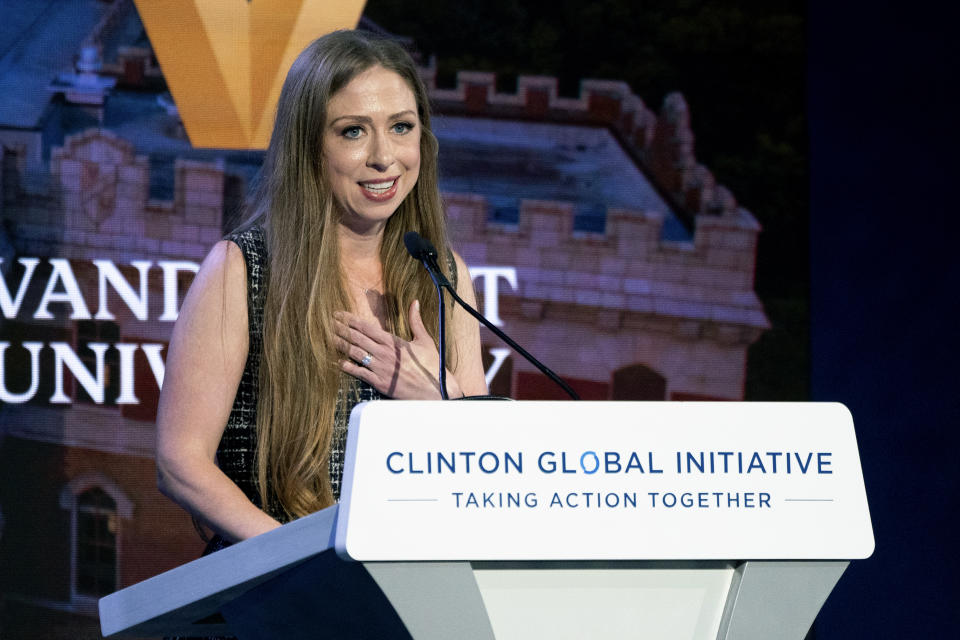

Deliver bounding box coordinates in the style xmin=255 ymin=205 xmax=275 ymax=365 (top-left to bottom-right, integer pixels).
xmin=345 ymin=274 xmax=384 ymax=294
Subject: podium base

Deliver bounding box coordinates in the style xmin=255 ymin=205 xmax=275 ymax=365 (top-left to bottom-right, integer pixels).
xmin=222 ymin=550 xmax=411 ymax=640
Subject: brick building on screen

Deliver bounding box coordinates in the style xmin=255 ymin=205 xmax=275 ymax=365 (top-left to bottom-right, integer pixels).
xmin=0 ymin=0 xmax=767 ymax=634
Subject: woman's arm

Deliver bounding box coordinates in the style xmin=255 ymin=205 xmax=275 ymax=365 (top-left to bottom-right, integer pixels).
xmin=155 ymin=240 xmax=281 ymax=542
xmin=335 ymin=250 xmax=489 ymax=398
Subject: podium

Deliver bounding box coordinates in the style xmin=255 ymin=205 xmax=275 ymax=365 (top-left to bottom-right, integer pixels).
xmin=100 ymin=401 xmax=874 ymax=639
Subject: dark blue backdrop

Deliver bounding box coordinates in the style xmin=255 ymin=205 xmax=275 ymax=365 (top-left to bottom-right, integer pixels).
xmin=809 ymin=1 xmax=960 ymax=636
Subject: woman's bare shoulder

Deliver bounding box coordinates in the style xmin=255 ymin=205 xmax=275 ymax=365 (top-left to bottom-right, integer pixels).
xmin=182 ymin=240 xmax=249 ymax=310
xmin=166 ymin=240 xmax=249 ymax=371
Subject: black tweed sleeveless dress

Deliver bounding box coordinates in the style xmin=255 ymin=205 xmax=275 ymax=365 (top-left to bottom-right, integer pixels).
xmin=214 ymin=227 xmax=456 ymax=525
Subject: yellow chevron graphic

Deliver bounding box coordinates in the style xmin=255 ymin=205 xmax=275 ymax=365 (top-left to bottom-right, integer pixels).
xmin=134 ymin=1 xmax=367 ymax=149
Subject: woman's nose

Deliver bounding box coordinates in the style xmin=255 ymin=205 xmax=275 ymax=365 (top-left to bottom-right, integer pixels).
xmin=366 ymin=132 xmax=394 ymax=171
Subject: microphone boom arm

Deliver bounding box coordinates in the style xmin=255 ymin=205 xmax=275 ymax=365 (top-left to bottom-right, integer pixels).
xmin=419 ymin=256 xmax=450 ymax=400
xmin=404 ymin=231 xmax=580 ymax=401
xmin=423 ymin=254 xmax=581 ymax=401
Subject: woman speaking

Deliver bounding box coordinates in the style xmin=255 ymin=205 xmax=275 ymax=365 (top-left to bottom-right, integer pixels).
xmin=155 ymin=30 xmax=488 ymax=549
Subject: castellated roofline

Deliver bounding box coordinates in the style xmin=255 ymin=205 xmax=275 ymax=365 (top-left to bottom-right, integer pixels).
xmin=444 ymin=192 xmax=769 ymax=339
xmin=420 ymin=64 xmax=741 ymax=222
xmin=6 ymin=129 xmax=226 ymax=263
xmin=444 ymin=193 xmax=760 ymax=284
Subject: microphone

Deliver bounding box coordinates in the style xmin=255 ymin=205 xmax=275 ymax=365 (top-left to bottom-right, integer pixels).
xmin=404 ymin=231 xmax=451 ymax=288
xmin=404 ymin=231 xmax=450 ymax=399
xmin=404 ymin=231 xmax=580 ymax=401
xmin=403 ymin=231 xmax=438 ymax=261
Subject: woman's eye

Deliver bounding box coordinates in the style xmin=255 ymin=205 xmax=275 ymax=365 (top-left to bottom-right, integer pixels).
xmin=341 ymin=126 xmax=363 ymax=139
xmin=392 ymin=121 xmax=414 ymax=135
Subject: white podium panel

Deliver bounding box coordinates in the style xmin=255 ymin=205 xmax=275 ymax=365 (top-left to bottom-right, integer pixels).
xmin=336 ymin=401 xmax=874 ymax=562
xmin=472 ymin=565 xmax=735 ymax=640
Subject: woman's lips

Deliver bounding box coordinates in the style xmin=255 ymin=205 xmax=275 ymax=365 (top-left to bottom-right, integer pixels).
xmin=358 ymin=177 xmax=399 ymax=202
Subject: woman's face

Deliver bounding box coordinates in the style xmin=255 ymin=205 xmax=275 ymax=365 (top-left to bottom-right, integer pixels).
xmin=322 ymin=65 xmax=421 ymax=233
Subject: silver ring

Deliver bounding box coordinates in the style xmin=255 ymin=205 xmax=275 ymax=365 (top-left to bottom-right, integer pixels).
xmin=359 ymin=353 xmax=373 ymax=368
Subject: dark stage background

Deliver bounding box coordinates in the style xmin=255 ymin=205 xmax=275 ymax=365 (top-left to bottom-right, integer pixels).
xmin=808 ymin=0 xmax=960 ymax=637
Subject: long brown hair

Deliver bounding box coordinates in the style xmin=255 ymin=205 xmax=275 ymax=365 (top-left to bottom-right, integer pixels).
xmin=239 ymin=31 xmax=452 ymax=519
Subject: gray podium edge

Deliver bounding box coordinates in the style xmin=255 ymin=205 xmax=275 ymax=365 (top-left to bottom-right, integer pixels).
xmin=717 ymin=560 xmax=849 ymax=640
xmin=365 ymin=562 xmax=495 ymax=640
xmin=99 ymin=506 xmax=339 ymax=637
xmin=98 ymin=505 xmax=495 ymax=639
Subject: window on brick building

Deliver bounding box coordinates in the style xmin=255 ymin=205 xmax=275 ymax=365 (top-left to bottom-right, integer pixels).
xmin=611 ymin=364 xmax=667 ymax=400
xmin=59 ymin=473 xmax=132 ymax=605
xmin=75 ymin=488 xmax=117 ymax=597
